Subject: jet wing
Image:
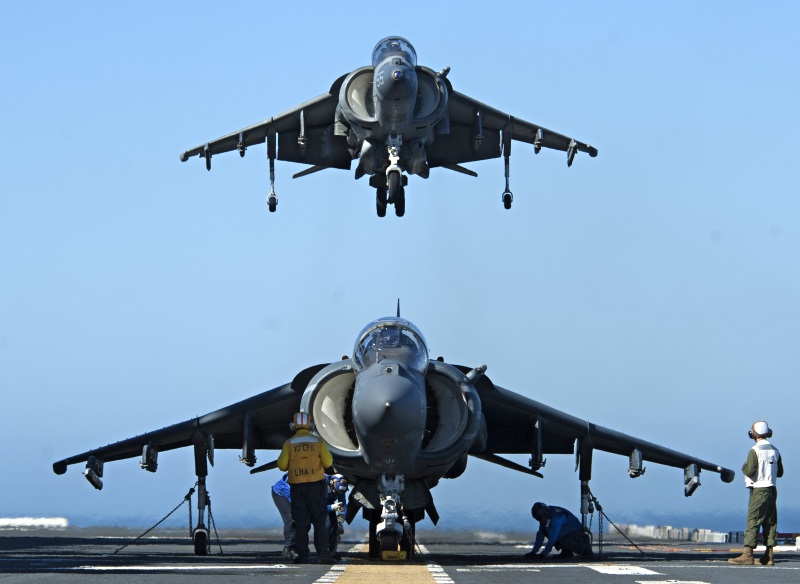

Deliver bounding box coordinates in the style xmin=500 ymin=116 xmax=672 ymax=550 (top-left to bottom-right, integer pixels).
xmin=427 ymin=90 xmax=598 ymax=167
xmin=52 ymin=364 xmax=327 ymax=474
xmin=468 ymin=371 xmax=734 ymax=483
xmin=179 ymin=89 xmax=352 ymax=170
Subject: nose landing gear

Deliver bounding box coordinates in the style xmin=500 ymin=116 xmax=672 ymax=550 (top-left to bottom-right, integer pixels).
xmin=368 ymin=474 xmax=416 ymax=559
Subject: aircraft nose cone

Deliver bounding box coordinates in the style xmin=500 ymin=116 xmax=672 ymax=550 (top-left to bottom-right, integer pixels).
xmin=352 ymin=365 xmax=425 ymax=447
xmin=376 ymin=62 xmax=417 ymax=101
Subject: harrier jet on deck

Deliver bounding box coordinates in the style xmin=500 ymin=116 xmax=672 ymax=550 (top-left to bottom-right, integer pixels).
xmin=53 ymin=314 xmax=733 ymax=558
xmin=180 ymin=36 xmax=598 ymax=217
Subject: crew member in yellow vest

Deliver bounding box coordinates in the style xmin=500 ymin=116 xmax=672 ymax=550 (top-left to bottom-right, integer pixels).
xmin=277 ymin=411 xmax=335 ymax=564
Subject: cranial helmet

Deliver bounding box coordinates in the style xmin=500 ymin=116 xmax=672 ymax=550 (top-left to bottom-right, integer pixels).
xmin=531 ymin=502 xmax=548 ymax=521
xmin=291 ymin=411 xmax=312 ymax=431
xmin=749 ymin=421 xmax=772 ymax=439
xmin=330 ymin=474 xmax=349 ymax=493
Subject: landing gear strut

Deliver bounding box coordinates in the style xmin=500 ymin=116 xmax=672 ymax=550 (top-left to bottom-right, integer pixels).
xmin=266 ymin=128 xmax=278 ymax=213
xmin=368 ymin=511 xmax=415 ymax=560
xmin=386 ymin=136 xmax=406 ymax=217
xmin=369 ymin=474 xmax=414 ymax=559
xmin=501 ymin=126 xmax=513 ymax=209
xmin=192 ymin=434 xmax=212 ymax=556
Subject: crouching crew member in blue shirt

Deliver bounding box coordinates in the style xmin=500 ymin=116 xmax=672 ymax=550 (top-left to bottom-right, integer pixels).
xmin=524 ymin=502 xmax=593 ymax=560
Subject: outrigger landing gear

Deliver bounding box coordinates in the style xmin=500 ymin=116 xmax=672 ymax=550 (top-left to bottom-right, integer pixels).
xmin=501 ymin=126 xmax=513 ymax=210
xmin=578 ymin=440 xmax=594 ymax=529
xmin=192 ymin=433 xmax=212 ymax=556
xmin=266 ymin=128 xmax=278 ymax=213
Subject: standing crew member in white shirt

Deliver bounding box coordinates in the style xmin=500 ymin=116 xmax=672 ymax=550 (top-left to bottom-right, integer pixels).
xmin=728 ymin=420 xmax=784 ymax=566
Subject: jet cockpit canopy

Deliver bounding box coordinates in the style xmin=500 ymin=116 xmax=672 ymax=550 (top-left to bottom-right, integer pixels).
xmin=353 ymin=317 xmax=428 ymax=373
xmin=372 ymin=36 xmax=417 ymax=68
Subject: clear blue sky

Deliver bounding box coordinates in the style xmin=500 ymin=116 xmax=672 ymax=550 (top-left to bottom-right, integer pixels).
xmin=1 ymin=3 xmax=797 ymax=533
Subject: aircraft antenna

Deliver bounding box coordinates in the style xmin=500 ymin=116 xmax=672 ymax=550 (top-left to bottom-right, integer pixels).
xmin=397 ymin=299 xmax=401 ymax=318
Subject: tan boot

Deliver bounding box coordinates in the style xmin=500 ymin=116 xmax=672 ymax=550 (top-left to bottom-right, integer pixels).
xmin=759 ymin=546 xmax=774 ymax=566
xmin=728 ymin=546 xmax=754 ymax=565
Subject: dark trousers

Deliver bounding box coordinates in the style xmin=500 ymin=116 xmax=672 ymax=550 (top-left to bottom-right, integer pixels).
xmin=326 ymin=511 xmax=342 ymax=553
xmin=557 ymin=529 xmax=592 ymax=556
xmin=290 ymin=480 xmax=329 ymax=558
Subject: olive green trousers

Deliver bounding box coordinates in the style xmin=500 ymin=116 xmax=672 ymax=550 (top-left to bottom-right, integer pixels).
xmin=744 ymin=486 xmax=778 ymax=548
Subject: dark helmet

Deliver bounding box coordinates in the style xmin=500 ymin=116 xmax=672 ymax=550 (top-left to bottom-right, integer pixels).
xmin=531 ymin=502 xmax=548 ymax=521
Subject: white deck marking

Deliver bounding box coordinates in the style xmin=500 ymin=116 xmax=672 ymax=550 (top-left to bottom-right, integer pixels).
xmin=417 ymin=545 xmax=455 ymax=583
xmin=588 ymin=564 xmax=662 ymax=575
xmin=635 ymin=580 xmax=709 ymax=584
xmin=313 ymin=553 xmax=350 ymax=584
xmin=62 ymin=564 xmax=294 ymax=571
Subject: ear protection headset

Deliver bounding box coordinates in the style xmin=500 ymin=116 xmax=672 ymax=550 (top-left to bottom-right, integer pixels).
xmin=330 ymin=474 xmax=349 ymax=493
xmin=748 ymin=421 xmax=772 ymax=439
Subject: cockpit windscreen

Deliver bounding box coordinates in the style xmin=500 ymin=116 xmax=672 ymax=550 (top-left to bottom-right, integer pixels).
xmin=353 ymin=319 xmax=428 ymax=373
xmin=371 ymin=37 xmax=417 ymax=68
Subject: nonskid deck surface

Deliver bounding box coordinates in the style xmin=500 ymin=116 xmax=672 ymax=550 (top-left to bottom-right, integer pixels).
xmin=1 ymin=530 xmax=798 ymax=584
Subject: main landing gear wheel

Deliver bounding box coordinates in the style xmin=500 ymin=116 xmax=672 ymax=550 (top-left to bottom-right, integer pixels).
xmin=394 ymin=188 xmax=405 ymax=217
xmin=502 ymin=191 xmax=513 ymax=210
xmin=376 ymin=187 xmax=387 ymax=217
xmin=268 ymin=195 xmax=277 ymax=213
xmin=388 ymin=171 xmax=401 ymax=202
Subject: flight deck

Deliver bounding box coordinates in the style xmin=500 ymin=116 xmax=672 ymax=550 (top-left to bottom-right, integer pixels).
xmin=2 ymin=529 xmax=798 ymax=584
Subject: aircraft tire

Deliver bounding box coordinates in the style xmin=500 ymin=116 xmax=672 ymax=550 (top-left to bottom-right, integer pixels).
xmin=394 ymin=188 xmax=405 ymax=217
xmin=376 ymin=187 xmax=387 ymax=217
xmin=193 ymin=530 xmax=208 ymax=556
xmin=502 ymin=192 xmax=512 ymax=210
xmin=380 ymin=532 xmax=399 ymax=556
xmin=388 ymin=171 xmax=401 ymax=202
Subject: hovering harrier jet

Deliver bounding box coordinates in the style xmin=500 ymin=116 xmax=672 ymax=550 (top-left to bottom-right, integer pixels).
xmin=180 ymin=36 xmax=597 ymax=216
xmin=54 ymin=313 xmax=732 ymax=558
